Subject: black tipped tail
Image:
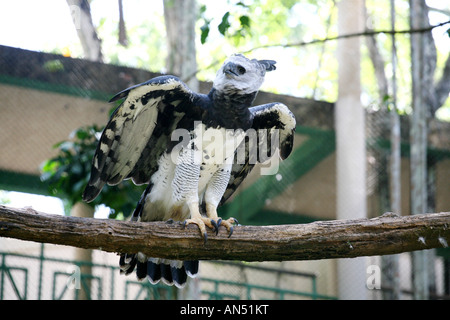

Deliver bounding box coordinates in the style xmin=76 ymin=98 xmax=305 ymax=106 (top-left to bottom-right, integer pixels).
xmin=119 ymin=253 xmax=198 ymax=288
xmin=146 ymin=258 xmax=199 ymax=288
xmin=119 ymin=253 xmax=138 ymax=275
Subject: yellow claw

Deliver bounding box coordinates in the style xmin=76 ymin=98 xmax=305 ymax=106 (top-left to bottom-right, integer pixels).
xmin=183 ymin=202 xmax=239 ymax=243
xmin=183 ymin=202 xmax=215 ymax=243
xmin=218 ymin=217 xmax=239 ymax=237
xmin=205 ymin=203 xmax=239 ymax=237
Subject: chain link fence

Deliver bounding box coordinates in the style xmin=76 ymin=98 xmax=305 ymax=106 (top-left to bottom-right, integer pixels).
xmin=1 ymin=45 xmax=449 ymax=299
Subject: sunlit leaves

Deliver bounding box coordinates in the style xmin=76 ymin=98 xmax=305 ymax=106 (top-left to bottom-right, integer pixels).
xmin=199 ymin=2 xmax=252 ymax=45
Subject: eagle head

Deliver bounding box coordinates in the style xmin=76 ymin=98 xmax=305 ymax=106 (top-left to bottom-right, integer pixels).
xmin=213 ymin=54 xmax=276 ymax=95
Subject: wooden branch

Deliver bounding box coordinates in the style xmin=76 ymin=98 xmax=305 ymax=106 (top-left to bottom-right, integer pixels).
xmin=241 ymin=20 xmax=450 ymax=54
xmin=0 ymin=205 xmax=449 ymax=262
xmin=187 ymin=20 xmax=450 ymax=81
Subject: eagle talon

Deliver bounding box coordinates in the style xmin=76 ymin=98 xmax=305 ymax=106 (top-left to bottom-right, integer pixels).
xmin=216 ymin=218 xmax=222 ymax=233
xmin=210 ymin=219 xmax=219 ymax=235
xmin=228 ymin=226 xmax=234 ymax=238
xmin=183 ymin=216 xmax=217 ymax=244
xmin=214 ymin=217 xmax=238 ymax=237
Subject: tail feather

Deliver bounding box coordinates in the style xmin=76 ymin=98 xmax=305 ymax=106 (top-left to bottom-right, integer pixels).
xmin=184 ymin=260 xmax=199 ymax=277
xmin=118 ymin=186 xmax=199 ymax=288
xmin=147 ymin=260 xmax=162 ymax=284
xmin=171 ymin=266 xmax=187 ymax=287
xmin=119 ymin=253 xmax=137 ymax=275
xmin=119 ymin=253 xmax=199 ymax=288
xmin=159 ymin=262 xmax=174 ymax=285
xmin=136 ymin=259 xmax=148 ymax=280
xmin=147 ymin=258 xmax=198 ymax=288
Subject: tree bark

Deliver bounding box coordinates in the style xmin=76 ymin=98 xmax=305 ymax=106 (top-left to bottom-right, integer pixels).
xmin=118 ymin=0 xmax=128 ymax=47
xmin=1 ymin=205 xmax=449 ymax=262
xmin=66 ymin=0 xmax=103 ymax=62
xmin=163 ymin=0 xmax=198 ymax=92
xmin=363 ymin=1 xmax=389 ymax=102
xmin=383 ymin=0 xmax=402 ymax=300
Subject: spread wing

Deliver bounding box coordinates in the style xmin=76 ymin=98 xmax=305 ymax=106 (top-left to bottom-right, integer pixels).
xmin=83 ymin=75 xmax=200 ymax=202
xmin=220 ymin=102 xmax=296 ymax=205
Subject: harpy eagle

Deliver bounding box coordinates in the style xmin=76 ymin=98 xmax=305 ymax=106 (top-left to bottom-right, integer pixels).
xmin=83 ymin=54 xmax=296 ymax=288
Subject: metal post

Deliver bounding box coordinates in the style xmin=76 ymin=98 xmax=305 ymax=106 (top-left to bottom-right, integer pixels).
xmin=336 ymin=0 xmax=367 ymax=300
xmin=383 ymin=0 xmax=401 ymax=300
xmin=38 ymin=243 xmax=44 ymax=300
xmin=409 ymin=0 xmax=429 ymax=300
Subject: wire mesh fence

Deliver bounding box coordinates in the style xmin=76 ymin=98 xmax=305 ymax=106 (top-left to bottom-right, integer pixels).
xmin=0 ymin=45 xmax=449 ymax=299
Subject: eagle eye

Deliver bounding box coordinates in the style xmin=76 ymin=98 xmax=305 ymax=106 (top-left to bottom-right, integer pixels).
xmin=237 ymin=65 xmax=246 ymax=75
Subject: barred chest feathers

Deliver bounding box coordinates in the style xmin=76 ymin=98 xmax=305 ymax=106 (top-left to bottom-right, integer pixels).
xmin=142 ymin=123 xmax=246 ymax=222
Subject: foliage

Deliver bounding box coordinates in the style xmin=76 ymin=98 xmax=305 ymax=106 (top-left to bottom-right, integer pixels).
xmin=0 ymin=191 xmax=10 ymax=205
xmin=54 ymin=0 xmax=449 ymax=119
xmin=200 ymin=2 xmax=252 ymax=45
xmin=40 ymin=124 xmax=144 ymax=219
xmin=94 ymin=3 xmax=167 ymax=72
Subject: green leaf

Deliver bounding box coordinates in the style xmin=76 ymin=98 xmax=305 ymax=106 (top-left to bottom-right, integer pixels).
xmin=72 ymin=179 xmax=85 ymax=194
xmin=200 ymin=22 xmax=210 ymax=44
xmin=70 ymin=163 xmax=83 ymax=176
xmin=236 ymin=1 xmax=248 ymax=8
xmin=239 ymin=15 xmax=250 ymax=29
xmin=58 ymin=141 xmax=75 ymax=153
xmin=52 ymin=140 xmax=66 ymax=149
xmin=218 ymin=12 xmax=231 ymax=35
xmin=40 ymin=159 xmax=58 ymax=174
xmin=75 ymin=128 xmax=90 ymax=141
xmin=199 ymin=4 xmax=207 ymax=14
xmin=43 ymin=59 xmax=64 ymax=73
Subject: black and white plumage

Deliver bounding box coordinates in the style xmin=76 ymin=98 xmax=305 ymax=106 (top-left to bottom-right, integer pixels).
xmin=83 ymin=54 xmax=296 ymax=288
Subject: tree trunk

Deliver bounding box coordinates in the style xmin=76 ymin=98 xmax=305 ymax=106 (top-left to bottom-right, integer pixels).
xmin=363 ymin=1 xmax=389 ymax=102
xmin=66 ymin=0 xmax=103 ymax=62
xmin=118 ymin=0 xmax=128 ymax=47
xmin=433 ymin=53 xmax=450 ymax=115
xmin=163 ymin=0 xmax=199 ymax=92
xmin=383 ymin=0 xmax=401 ymax=300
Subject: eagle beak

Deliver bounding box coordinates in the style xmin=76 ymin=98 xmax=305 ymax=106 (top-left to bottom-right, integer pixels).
xmin=223 ymin=62 xmax=240 ymax=77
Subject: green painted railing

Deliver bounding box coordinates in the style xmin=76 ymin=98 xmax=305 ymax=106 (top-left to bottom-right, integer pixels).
xmin=0 ymin=246 xmax=336 ymax=300
xmin=201 ymin=279 xmax=336 ymax=300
